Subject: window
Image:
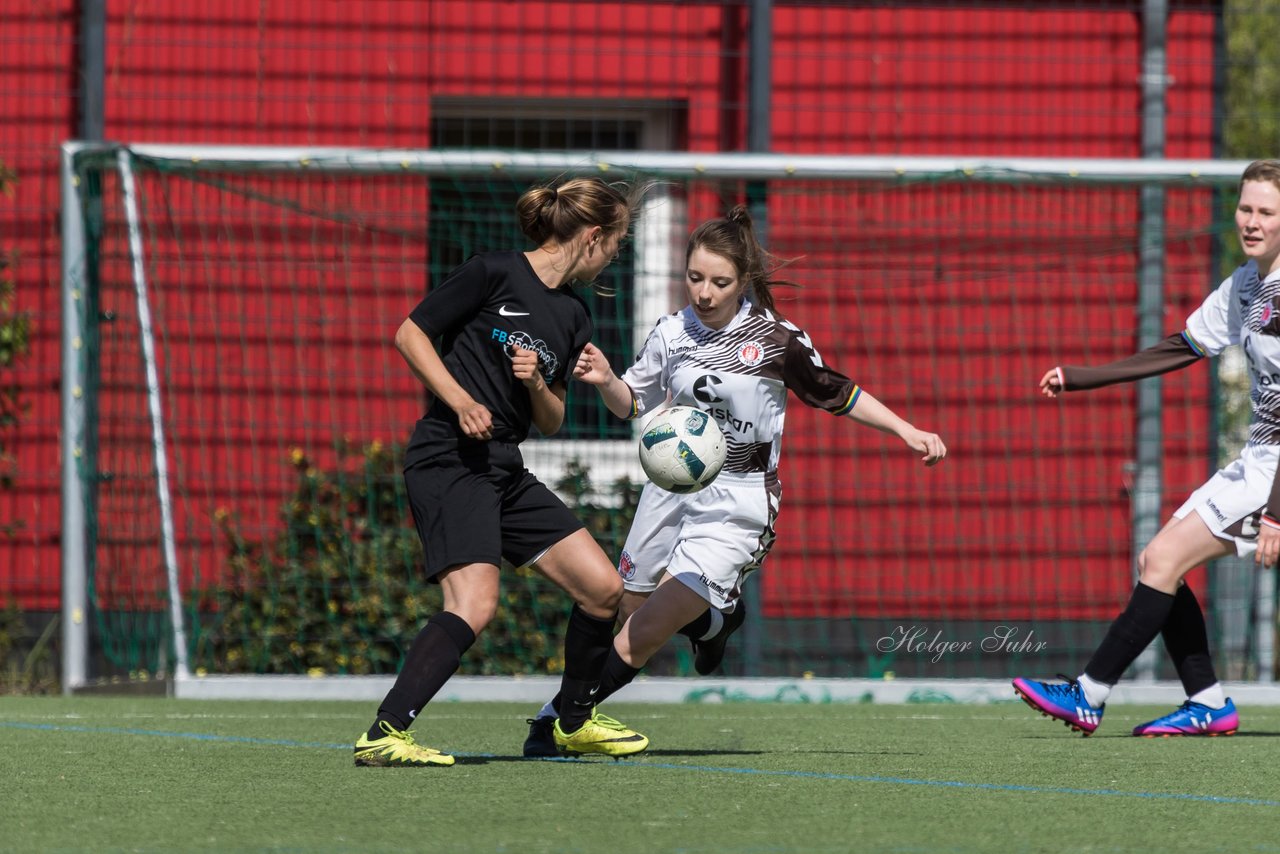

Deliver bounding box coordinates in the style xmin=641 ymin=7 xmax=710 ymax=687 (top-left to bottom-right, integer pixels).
xmin=427 ymin=100 xmax=683 ymax=467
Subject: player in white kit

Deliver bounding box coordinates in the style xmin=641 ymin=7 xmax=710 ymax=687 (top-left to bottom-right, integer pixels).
xmin=524 ymin=206 xmax=946 ymax=756
xmin=1014 ymin=159 xmax=1280 ymax=737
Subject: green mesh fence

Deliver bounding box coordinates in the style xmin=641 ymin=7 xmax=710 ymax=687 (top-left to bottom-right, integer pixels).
xmin=68 ymin=150 xmax=1266 ymax=683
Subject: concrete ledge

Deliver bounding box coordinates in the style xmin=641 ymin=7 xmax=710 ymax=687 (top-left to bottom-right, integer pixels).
xmin=171 ymin=675 xmax=1280 ymax=705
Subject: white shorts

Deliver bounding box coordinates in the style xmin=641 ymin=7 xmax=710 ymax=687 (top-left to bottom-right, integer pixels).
xmin=616 ymin=471 xmax=781 ymax=611
xmin=1174 ymin=442 xmax=1279 ymax=557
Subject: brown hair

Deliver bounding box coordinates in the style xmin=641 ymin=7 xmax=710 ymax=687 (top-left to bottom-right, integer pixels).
xmin=686 ymin=205 xmax=798 ymax=311
xmin=516 ymin=176 xmax=637 ymax=246
xmin=1240 ymin=159 xmax=1280 ymax=194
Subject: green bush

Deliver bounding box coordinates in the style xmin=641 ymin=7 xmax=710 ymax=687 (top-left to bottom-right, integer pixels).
xmin=195 ymin=442 xmax=639 ymax=676
xmin=0 ymin=161 xmax=45 ymax=695
xmin=0 ymin=600 xmax=58 ymax=694
xmin=1 ymin=162 xmax=28 ymax=509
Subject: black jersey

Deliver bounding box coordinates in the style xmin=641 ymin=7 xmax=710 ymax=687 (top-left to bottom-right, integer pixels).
xmin=403 ymin=250 xmax=593 ymax=466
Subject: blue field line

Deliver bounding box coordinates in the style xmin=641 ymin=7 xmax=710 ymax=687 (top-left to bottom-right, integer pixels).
xmin=1 ymin=720 xmax=357 ymax=751
xmin=5 ymin=719 xmax=1278 ymax=808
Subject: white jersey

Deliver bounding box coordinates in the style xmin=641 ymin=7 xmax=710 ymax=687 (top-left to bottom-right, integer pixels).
xmin=621 ymin=299 xmax=860 ymax=474
xmin=1186 ymin=262 xmax=1280 ymax=445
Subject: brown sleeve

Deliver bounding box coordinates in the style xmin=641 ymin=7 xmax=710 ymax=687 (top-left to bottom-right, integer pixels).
xmin=1059 ymin=332 xmax=1204 ymax=391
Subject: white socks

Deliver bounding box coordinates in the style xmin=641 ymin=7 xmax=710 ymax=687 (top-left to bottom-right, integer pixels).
xmin=1074 ymin=676 xmax=1227 ymax=709
xmin=1190 ymin=684 xmax=1226 ymax=709
xmin=699 ymin=608 xmax=725 ymax=642
xmin=1076 ymin=673 xmax=1112 ymax=708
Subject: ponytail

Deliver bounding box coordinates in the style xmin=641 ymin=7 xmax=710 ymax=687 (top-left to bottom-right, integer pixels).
xmin=516 ymin=177 xmax=637 ymax=246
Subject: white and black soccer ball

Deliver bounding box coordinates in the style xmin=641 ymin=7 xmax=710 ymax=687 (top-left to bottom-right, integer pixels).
xmin=637 ymin=405 xmax=726 ymax=493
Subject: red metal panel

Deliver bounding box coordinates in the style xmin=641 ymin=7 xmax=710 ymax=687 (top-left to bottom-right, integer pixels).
xmin=773 ymin=6 xmax=1144 ymax=156
xmin=0 ymin=2 xmax=1224 ymax=627
xmin=755 ymin=6 xmax=1220 ymax=620
xmin=0 ymin=0 xmax=79 ymax=611
xmin=760 ymin=179 xmax=1217 ymax=621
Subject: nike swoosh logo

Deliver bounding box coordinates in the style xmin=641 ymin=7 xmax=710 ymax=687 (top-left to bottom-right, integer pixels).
xmin=499 ymin=305 xmax=529 ymax=317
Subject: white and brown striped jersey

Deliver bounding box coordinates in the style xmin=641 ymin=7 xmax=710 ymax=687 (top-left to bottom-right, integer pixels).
xmin=621 ymin=299 xmax=860 ymax=475
xmin=1061 ymin=262 xmax=1280 ymax=447
xmin=1186 ymin=262 xmax=1280 ymax=446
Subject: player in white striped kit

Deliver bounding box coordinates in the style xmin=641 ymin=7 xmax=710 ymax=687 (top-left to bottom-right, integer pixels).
xmin=1014 ymin=159 xmax=1280 ymax=737
xmin=524 ymin=206 xmax=946 ymax=756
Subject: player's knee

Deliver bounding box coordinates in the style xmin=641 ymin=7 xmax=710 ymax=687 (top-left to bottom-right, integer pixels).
xmin=1137 ymin=545 xmax=1183 ymax=590
xmin=442 ymin=588 xmax=499 ymax=632
xmin=455 ymin=601 xmax=498 ymax=633
xmin=577 ymin=577 xmax=622 ymax=618
xmin=597 ymin=582 xmax=624 ymax=614
xmin=617 ymin=597 xmax=643 ymax=627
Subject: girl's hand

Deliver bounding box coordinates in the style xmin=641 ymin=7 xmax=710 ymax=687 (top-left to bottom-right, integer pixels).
xmin=1257 ymin=523 xmax=1280 ymax=567
xmin=903 ymin=428 xmax=947 ymax=466
xmin=510 ymin=345 xmax=545 ymax=390
xmin=455 ymin=401 xmax=493 ymax=440
xmin=1039 ymin=368 xmax=1064 ymax=398
xmin=573 ymin=342 xmax=615 ymax=385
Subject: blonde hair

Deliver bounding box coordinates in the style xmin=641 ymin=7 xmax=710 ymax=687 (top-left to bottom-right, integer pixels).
xmin=1240 ymin=159 xmax=1280 ymax=194
xmin=516 ymin=176 xmax=637 ymax=245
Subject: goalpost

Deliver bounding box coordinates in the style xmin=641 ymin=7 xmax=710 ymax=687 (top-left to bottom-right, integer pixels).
xmin=60 ymin=142 xmax=1278 ymax=701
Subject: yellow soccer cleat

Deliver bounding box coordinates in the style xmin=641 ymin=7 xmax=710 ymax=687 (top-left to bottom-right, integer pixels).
xmin=354 ymin=720 xmax=455 ymax=767
xmin=553 ymin=709 xmax=649 ymax=758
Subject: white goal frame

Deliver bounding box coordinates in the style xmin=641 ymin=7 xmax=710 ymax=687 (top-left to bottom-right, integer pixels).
xmin=60 ymin=143 xmax=1277 ymax=701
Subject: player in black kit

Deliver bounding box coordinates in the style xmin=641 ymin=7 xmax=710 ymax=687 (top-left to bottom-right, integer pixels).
xmin=354 ymin=177 xmax=649 ymax=766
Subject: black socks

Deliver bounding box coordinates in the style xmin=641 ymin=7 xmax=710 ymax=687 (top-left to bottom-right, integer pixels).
xmin=677 ymin=609 xmax=713 ymax=640
xmin=1084 ymin=582 xmax=1175 ymax=686
xmin=547 ymin=647 xmax=642 ymax=717
xmin=592 ymin=647 xmax=643 ymax=706
xmin=370 ymin=611 xmax=475 ymax=739
xmin=1161 ymin=583 xmax=1218 ymax=697
xmin=556 ymin=605 xmax=617 ymax=733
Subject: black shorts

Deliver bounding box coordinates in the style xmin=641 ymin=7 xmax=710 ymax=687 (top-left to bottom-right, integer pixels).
xmin=404 ymin=441 xmax=585 ymax=580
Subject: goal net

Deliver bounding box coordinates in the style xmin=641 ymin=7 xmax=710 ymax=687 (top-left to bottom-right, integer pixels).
xmin=61 ymin=144 xmax=1266 ymax=694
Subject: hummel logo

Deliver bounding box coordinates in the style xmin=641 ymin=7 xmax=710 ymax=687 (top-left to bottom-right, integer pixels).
xmin=499 ymin=305 xmax=529 ymax=317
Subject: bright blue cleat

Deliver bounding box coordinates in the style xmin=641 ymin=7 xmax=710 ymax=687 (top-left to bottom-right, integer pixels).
xmin=1132 ymin=698 xmax=1239 ymax=737
xmin=1012 ymin=675 xmax=1104 ymax=736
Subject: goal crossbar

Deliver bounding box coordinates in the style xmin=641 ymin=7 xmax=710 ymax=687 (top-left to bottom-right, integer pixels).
xmin=64 ymin=141 xmax=1254 ymax=183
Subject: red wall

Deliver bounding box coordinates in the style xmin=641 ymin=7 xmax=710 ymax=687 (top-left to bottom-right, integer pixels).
xmin=0 ymin=2 xmax=1223 ymax=623
xmin=0 ymin=0 xmax=79 ymax=611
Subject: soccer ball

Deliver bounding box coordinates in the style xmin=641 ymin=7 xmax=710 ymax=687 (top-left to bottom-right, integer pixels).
xmin=637 ymin=405 xmax=726 ymax=493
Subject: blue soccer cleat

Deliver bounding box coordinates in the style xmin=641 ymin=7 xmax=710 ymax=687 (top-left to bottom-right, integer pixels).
xmin=1012 ymin=675 xmax=1104 ymax=736
xmin=1132 ymin=698 xmax=1239 ymax=737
